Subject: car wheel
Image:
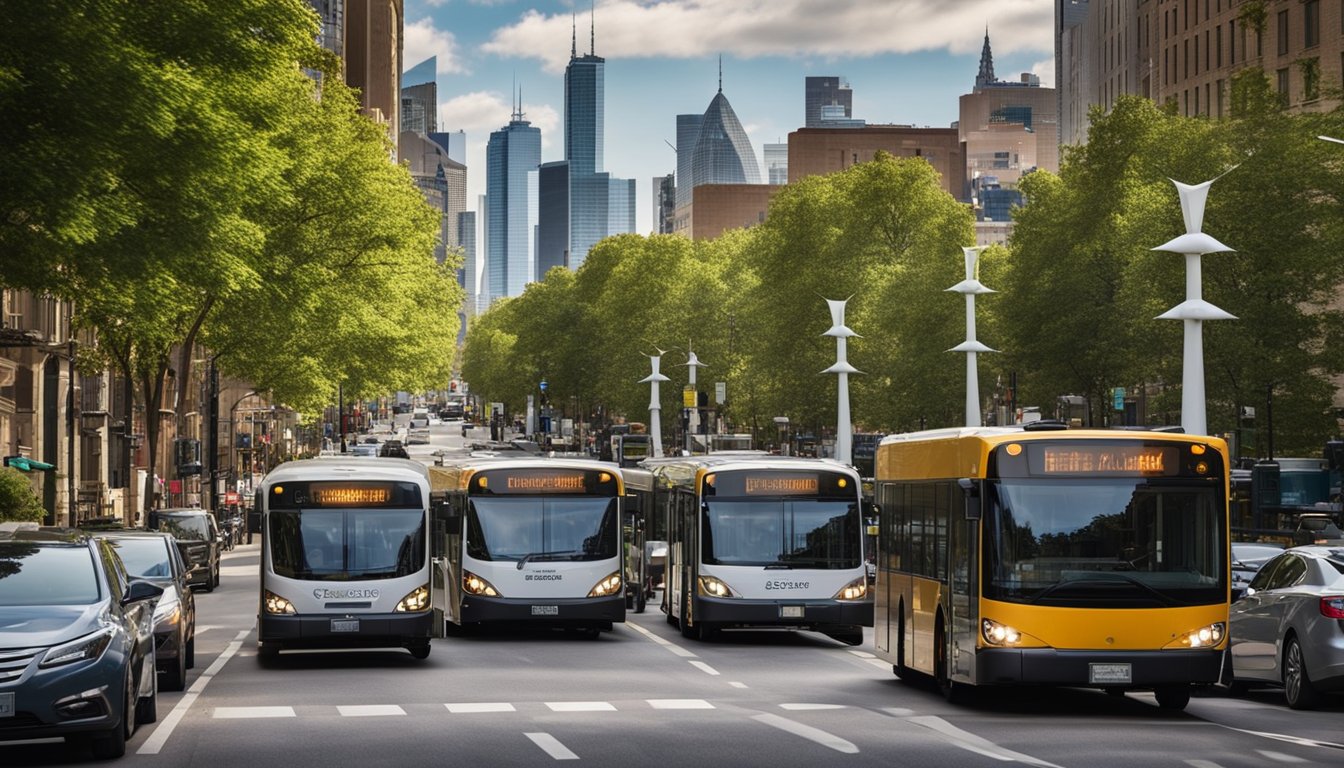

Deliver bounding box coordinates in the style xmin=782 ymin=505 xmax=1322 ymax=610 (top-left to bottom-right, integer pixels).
xmin=212 ymin=563 xmax=220 ymax=590
xmin=90 ymin=665 xmax=134 ymax=759
xmin=408 ymin=641 xmax=431 ymax=660
xmin=185 ymin=633 xmax=195 ymax=669
xmin=136 ymin=665 xmax=158 ymax=724
xmin=1283 ymin=636 xmax=1323 ymax=710
xmin=163 ymin=636 xmax=187 ymax=692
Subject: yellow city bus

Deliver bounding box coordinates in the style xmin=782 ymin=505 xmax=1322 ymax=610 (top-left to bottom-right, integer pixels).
xmin=873 ymin=425 xmax=1230 ymax=709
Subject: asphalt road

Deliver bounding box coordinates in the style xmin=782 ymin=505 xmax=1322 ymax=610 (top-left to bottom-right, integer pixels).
xmin=5 ymin=419 xmax=1342 ymax=767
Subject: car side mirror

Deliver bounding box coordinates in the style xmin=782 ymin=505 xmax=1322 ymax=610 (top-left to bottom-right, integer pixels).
xmin=123 ymin=579 xmax=165 ymax=605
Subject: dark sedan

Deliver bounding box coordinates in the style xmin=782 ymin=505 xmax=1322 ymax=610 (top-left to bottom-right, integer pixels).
xmin=96 ymin=531 xmax=196 ymax=691
xmin=0 ymin=528 xmax=162 ymax=759
xmin=152 ymin=508 xmax=221 ymax=592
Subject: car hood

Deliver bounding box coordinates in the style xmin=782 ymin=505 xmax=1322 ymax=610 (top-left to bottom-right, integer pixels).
xmin=0 ymin=603 xmax=107 ymax=647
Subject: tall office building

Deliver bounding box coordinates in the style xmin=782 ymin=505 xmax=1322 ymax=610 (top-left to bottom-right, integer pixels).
xmin=401 ymin=56 xmax=436 ymax=134
xmin=674 ymin=114 xmax=703 ymax=208
xmin=537 ymin=161 xmax=569 ymax=277
xmin=484 ymin=102 xmax=541 ymax=303
xmin=805 ymin=76 xmax=852 ymax=127
xmin=563 ymin=19 xmax=636 ymax=270
xmin=400 ymin=131 xmax=467 ymax=262
xmin=343 ymin=0 xmax=404 ymax=145
xmin=763 ymin=143 xmax=788 ymax=185
xmin=653 ymin=174 xmax=675 ymax=234
xmin=429 ymin=130 xmax=467 ymax=165
xmin=690 ymin=86 xmax=762 ymax=187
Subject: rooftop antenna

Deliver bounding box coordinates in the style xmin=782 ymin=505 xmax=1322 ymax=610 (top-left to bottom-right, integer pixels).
xmin=571 ymin=13 xmax=576 ymax=59
xmin=718 ymin=54 xmax=723 ymax=93
xmin=590 ymin=1 xmax=595 ymax=56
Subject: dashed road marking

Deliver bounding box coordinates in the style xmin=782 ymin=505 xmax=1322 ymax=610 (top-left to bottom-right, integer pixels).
xmin=1185 ymin=760 xmax=1226 ymax=768
xmin=526 ymin=732 xmax=579 ymax=760
xmin=780 ymin=703 xmax=847 ymax=711
xmin=446 ymin=702 xmax=516 ymax=713
xmin=546 ymin=701 xmax=617 ymax=712
xmin=729 ymin=682 xmax=749 ymax=689
xmin=213 ymin=706 xmax=296 ymax=719
xmin=647 ymin=699 xmax=714 ymax=709
xmin=848 ymin=650 xmax=876 ymax=659
xmin=689 ymin=660 xmax=720 ymax=676
xmin=908 ymin=715 xmax=1062 ymax=768
xmin=751 ymin=713 xmax=859 ymax=754
xmin=623 ymin=620 xmax=697 ymax=657
xmin=1258 ymin=750 xmax=1308 ymax=764
xmin=137 ymin=628 xmax=249 ymax=755
xmin=337 ymin=705 xmax=405 ymax=717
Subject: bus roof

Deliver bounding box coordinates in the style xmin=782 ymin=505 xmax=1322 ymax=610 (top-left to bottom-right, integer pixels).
xmin=427 ymin=455 xmax=623 ymax=494
xmin=263 ymin=457 xmax=430 ymax=485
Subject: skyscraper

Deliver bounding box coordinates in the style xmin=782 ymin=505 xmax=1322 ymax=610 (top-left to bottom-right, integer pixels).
xmin=343 ymin=0 xmax=404 ymax=145
xmin=485 ymin=100 xmax=540 ymax=303
xmin=537 ymin=161 xmax=569 ymax=277
xmin=805 ymin=76 xmax=852 ymax=128
xmin=674 ymin=114 xmax=703 ymax=208
xmin=401 ymin=56 xmax=436 ymax=135
xmin=690 ymin=84 xmax=761 ymax=188
xmin=763 ymin=143 xmax=788 ymax=185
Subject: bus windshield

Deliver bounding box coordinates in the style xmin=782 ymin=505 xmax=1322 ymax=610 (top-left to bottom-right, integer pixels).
xmin=984 ymin=478 xmax=1225 ymax=607
xmin=466 ymin=497 xmax=619 ymax=562
xmin=269 ymin=508 xmax=425 ymax=581
xmin=702 ymin=499 xmax=860 ymax=568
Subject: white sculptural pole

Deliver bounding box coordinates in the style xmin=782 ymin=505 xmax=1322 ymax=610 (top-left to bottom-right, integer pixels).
xmin=681 ymin=347 xmax=706 ymax=453
xmin=1153 ymin=176 xmax=1237 ymax=436
xmin=640 ymin=351 xmax=670 ymax=458
xmin=821 ymin=298 xmax=861 ymax=465
xmin=946 ymin=246 xmax=995 ymax=428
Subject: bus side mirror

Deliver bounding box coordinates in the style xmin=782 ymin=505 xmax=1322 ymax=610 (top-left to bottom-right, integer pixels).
xmin=958 ymin=478 xmax=981 ymax=520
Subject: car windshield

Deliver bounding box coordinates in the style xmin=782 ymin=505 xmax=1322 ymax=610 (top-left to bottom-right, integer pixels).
xmin=0 ymin=543 xmax=100 ymax=605
xmin=269 ymin=508 xmax=425 ymax=581
xmin=466 ymin=497 xmax=618 ymax=562
xmin=159 ymin=515 xmax=209 ymax=540
xmin=985 ymin=478 xmax=1226 ymax=607
xmin=106 ymin=537 xmax=174 ymax=578
xmin=702 ymin=498 xmax=861 ymax=568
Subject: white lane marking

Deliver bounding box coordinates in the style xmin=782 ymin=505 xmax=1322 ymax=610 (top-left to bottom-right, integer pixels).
xmin=1185 ymin=761 xmax=1226 ymax=768
xmin=338 ymin=705 xmax=405 ymax=717
xmin=546 ymin=701 xmax=616 ymax=712
xmin=137 ymin=628 xmax=249 ymax=755
xmin=623 ymin=620 xmax=698 ymax=658
xmin=213 ymin=706 xmax=296 ymax=719
xmin=752 ymin=713 xmax=859 ymax=754
xmin=848 ymin=650 xmax=876 ymax=659
xmin=866 ymin=659 xmax=892 ymax=671
xmin=192 ymin=625 xmax=223 ymax=635
xmin=882 ymin=707 xmax=917 ymax=717
xmin=526 ymin=732 xmax=580 ymax=760
xmin=1258 ymin=750 xmax=1308 ymax=764
xmin=689 ymin=660 xmax=720 ymax=676
xmin=729 ymin=682 xmax=749 ymax=689
xmin=446 ymin=702 xmax=516 ymax=714
xmin=780 ymin=703 xmax=847 ymax=711
xmin=1219 ymin=725 xmax=1344 ymax=751
xmin=220 ymin=565 xmax=256 ymax=576
xmin=648 ymin=699 xmax=715 ymax=710
xmin=908 ymin=716 xmax=1063 ymax=768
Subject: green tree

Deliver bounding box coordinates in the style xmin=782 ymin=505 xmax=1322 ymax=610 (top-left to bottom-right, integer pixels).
xmin=0 ymin=469 xmax=44 ymax=523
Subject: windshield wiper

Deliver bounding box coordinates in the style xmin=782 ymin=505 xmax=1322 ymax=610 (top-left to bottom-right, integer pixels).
xmin=1028 ymin=573 xmax=1179 ymax=606
xmin=516 ymin=549 xmax=584 ymax=570
xmin=764 ymin=563 xmax=793 ymax=570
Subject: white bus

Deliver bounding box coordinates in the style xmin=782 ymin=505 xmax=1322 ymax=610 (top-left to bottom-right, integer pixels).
xmin=256 ymin=458 xmax=436 ymax=659
xmin=647 ymin=455 xmax=872 ymax=644
xmin=428 ymin=457 xmax=628 ymax=637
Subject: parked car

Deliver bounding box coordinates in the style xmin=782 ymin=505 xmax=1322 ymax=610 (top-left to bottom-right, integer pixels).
xmin=1227 ymin=545 xmax=1344 ymax=709
xmin=95 ymin=531 xmax=196 ymax=691
xmin=1293 ymin=513 xmax=1344 ymax=545
xmin=379 ymin=440 xmax=409 ymax=459
xmin=0 ymin=527 xmax=162 ymax=759
xmin=150 ymin=508 xmax=222 ymax=592
xmin=350 ymin=443 xmax=379 ymax=457
xmin=407 ymin=428 xmax=431 ymax=445
xmin=1231 ymin=541 xmax=1286 ymax=599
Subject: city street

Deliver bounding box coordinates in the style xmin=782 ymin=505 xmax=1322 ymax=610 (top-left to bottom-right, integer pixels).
xmin=1 ymin=419 xmax=1340 ymax=766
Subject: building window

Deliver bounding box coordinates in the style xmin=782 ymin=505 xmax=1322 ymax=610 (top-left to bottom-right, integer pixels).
xmin=1277 ymin=10 xmax=1287 ymax=56
xmin=1194 ymin=85 xmax=1200 ymax=115
xmin=1230 ymin=20 xmax=1236 ymax=64
xmin=1277 ymin=67 xmax=1290 ymax=107
xmin=1185 ymin=38 xmax=1190 ymax=78
xmin=1216 ymin=25 xmax=1222 ymax=67
xmin=1300 ymin=57 xmax=1320 ymax=101
xmin=1304 ymin=0 xmax=1319 ymax=48
xmin=1216 ymin=79 xmax=1224 ymax=118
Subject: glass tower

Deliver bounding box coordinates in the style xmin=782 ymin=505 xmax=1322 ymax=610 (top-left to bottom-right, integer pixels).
xmin=691 ymin=91 xmax=762 ymax=188
xmin=485 ymin=113 xmax=540 ymax=303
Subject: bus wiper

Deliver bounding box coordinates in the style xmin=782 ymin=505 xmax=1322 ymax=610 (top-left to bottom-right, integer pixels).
xmin=517 ymin=550 xmax=584 ymax=570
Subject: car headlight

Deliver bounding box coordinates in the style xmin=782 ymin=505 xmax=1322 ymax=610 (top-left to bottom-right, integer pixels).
xmin=394 ymin=584 xmax=431 ymax=612
xmin=264 ymin=590 xmax=296 ymax=615
xmin=1165 ymin=621 xmax=1225 ymax=649
xmin=463 ymin=571 xmax=500 ymax=597
xmin=587 ymin=572 xmax=622 ymax=598
xmin=41 ymin=627 xmax=114 ymax=668
xmin=832 ymin=577 xmax=869 ymax=601
xmin=697 ymin=575 xmax=736 ymax=598
xmin=153 ymin=590 xmax=182 ymax=625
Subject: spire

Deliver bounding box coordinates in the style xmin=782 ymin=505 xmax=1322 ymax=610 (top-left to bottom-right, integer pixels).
xmin=976 ymin=25 xmax=996 ymax=88
xmin=718 ymin=54 xmax=722 ymax=93
xmin=571 ymin=13 xmax=576 ymax=59
xmin=590 ymin=1 xmax=595 ymax=56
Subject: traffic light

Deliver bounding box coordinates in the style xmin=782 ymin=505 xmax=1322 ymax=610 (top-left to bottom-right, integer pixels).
xmin=3 ymin=456 xmax=55 ymax=472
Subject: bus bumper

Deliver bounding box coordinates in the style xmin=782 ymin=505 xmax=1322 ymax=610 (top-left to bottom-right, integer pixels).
xmin=259 ymin=611 xmax=433 ymax=647
xmin=696 ymin=596 xmax=873 ymax=629
xmin=974 ymin=647 xmax=1223 ymax=686
xmin=460 ymin=595 xmax=625 ymax=624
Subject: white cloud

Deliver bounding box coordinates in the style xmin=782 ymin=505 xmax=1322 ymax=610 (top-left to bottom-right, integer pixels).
xmin=404 ymin=17 xmax=468 ymax=75
xmin=1030 ymin=58 xmax=1054 ymax=88
xmin=438 ymin=92 xmax=561 ymax=212
xmin=482 ymin=0 xmax=1053 ymax=74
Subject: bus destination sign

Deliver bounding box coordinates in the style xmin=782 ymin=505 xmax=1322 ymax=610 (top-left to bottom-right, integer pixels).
xmin=707 ymin=471 xmax=854 ymax=497
xmin=506 ymin=473 xmax=587 ymax=492
xmin=744 ymin=475 xmax=820 ymax=495
xmin=310 ymin=484 xmax=392 ymax=506
xmin=476 ymin=469 xmax=618 ymax=496
xmin=1034 ymin=445 xmax=1178 ymax=476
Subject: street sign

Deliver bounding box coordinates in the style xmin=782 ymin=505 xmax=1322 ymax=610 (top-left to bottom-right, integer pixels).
xmin=683 ymin=387 xmax=696 ymax=408
xmin=715 ymin=381 xmax=726 ymax=405
xmin=1113 ymin=387 xmax=1125 ymax=411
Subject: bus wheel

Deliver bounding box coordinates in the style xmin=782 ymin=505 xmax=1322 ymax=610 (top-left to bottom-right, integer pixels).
xmin=1154 ymin=684 xmax=1190 ymax=710
xmin=679 ymin=592 xmax=697 ymax=640
xmin=408 ymin=641 xmax=431 ymax=660
xmin=935 ymin=615 xmax=971 ymax=705
xmin=634 ymin=588 xmax=647 ymax=614
xmin=893 ymin=606 xmax=910 ymax=681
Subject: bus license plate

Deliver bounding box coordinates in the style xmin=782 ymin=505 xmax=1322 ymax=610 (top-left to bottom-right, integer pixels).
xmin=780 ymin=606 xmax=804 ymax=618
xmin=0 ymin=692 xmax=13 ymax=717
xmin=1089 ymin=663 xmax=1131 ymax=684
xmin=531 ymin=605 xmax=559 ymax=616
xmin=331 ymin=619 xmax=360 ymax=633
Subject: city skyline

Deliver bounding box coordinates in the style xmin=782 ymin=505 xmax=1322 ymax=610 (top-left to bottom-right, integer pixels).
xmin=404 ymin=0 xmax=1055 ymax=235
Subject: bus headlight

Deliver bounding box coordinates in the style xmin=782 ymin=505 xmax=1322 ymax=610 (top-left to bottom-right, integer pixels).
xmin=1165 ymin=622 xmax=1225 ymax=649
xmin=264 ymin=590 xmax=296 ymax=615
xmin=463 ymin=571 xmax=500 ymax=597
xmin=394 ymin=584 xmax=431 ymax=612
xmin=588 ymin=572 xmax=622 ymax=598
xmin=832 ymin=577 xmax=869 ymax=601
xmin=697 ymin=575 xmax=736 ymax=598
xmin=981 ymin=618 xmax=1022 ymax=646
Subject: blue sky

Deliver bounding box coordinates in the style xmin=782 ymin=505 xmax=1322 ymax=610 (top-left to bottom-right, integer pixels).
xmin=404 ymin=0 xmax=1056 ymax=235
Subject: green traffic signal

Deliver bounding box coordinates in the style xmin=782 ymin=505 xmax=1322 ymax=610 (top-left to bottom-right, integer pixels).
xmin=3 ymin=456 xmax=55 ymax=472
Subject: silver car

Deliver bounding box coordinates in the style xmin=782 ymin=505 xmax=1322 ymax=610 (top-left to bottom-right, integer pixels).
xmin=1227 ymin=545 xmax=1344 ymax=709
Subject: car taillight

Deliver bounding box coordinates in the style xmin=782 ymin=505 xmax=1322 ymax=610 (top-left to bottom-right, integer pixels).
xmin=1321 ymin=596 xmax=1344 ymax=619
